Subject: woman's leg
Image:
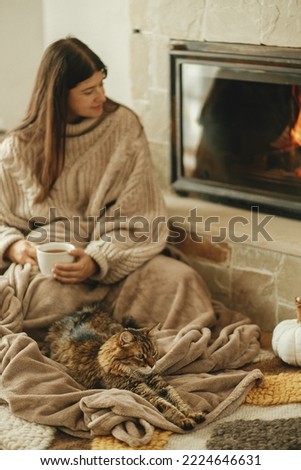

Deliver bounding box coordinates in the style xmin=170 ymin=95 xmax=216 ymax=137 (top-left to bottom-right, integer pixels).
xmin=110 ymin=254 xmax=215 ymax=330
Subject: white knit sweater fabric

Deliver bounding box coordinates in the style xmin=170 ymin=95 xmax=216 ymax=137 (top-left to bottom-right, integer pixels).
xmin=0 ymin=105 xmax=168 ymax=284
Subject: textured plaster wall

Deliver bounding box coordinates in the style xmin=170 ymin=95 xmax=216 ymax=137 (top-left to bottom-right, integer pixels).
xmin=0 ymin=0 xmax=44 ymax=130
xmin=129 ymin=0 xmax=301 ymax=331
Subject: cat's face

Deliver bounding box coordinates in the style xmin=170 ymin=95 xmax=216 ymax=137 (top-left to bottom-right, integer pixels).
xmin=116 ymin=328 xmax=158 ymax=375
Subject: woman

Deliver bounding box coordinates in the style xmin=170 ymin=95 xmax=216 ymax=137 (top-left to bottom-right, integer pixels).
xmin=0 ymin=37 xmax=260 ymax=446
xmin=0 ymin=37 xmax=168 ymax=286
xmin=0 ymin=35 xmax=215 ymax=347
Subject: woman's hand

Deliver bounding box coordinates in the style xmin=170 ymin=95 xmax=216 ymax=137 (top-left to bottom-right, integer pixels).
xmin=52 ymin=248 xmax=99 ymax=283
xmin=5 ymin=240 xmax=37 ymax=265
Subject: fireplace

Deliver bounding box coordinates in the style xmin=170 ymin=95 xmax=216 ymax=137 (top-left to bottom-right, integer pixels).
xmin=170 ymin=40 xmax=301 ymax=219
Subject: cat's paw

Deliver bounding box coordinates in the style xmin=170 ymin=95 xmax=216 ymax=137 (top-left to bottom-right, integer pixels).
xmin=191 ymin=412 xmax=206 ymax=424
xmin=180 ymin=412 xmax=206 ymax=430
xmin=180 ymin=418 xmax=196 ymax=431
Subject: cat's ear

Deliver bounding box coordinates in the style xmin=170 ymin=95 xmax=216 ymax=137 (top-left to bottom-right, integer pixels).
xmin=118 ymin=330 xmax=134 ymax=346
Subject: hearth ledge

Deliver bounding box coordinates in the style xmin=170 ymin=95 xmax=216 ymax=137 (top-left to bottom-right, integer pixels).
xmin=164 ymin=192 xmax=301 ymax=258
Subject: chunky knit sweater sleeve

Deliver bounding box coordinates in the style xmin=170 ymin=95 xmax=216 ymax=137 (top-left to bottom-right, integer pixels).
xmin=0 ymin=106 xmax=168 ymax=283
xmin=0 ymin=136 xmax=32 ymax=269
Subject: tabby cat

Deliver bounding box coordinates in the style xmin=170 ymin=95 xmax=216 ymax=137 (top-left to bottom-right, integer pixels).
xmin=44 ymin=302 xmax=206 ymax=430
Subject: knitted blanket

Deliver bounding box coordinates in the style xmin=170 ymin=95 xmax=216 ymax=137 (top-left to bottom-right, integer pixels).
xmin=199 ymin=336 xmax=301 ymax=451
xmin=0 ymin=258 xmax=262 ymax=449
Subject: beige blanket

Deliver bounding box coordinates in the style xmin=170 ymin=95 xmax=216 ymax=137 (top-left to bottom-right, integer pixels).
xmin=0 ymin=255 xmax=263 ymax=447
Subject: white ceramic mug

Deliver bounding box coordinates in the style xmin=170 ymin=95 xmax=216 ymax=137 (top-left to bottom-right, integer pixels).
xmin=36 ymin=242 xmax=76 ymax=276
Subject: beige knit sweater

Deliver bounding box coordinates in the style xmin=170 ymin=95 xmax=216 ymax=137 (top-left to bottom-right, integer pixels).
xmin=0 ymin=105 xmax=168 ymax=284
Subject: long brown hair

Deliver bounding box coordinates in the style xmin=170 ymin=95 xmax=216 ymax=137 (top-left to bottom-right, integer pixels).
xmin=15 ymin=37 xmax=107 ymax=202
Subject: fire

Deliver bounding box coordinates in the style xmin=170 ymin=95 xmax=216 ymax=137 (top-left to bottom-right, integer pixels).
xmin=290 ymin=87 xmax=301 ymax=177
xmin=291 ymin=111 xmax=301 ymax=146
xmin=291 ymin=86 xmax=301 ymax=146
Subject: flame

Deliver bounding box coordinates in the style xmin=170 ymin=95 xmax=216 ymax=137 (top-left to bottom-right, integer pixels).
xmin=291 ymin=86 xmax=301 ymax=146
xmin=291 ymin=111 xmax=301 ymax=146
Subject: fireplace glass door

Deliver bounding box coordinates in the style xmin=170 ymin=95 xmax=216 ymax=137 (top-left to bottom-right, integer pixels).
xmin=170 ymin=40 xmax=301 ymax=219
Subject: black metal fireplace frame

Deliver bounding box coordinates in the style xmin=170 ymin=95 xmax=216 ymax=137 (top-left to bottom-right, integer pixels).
xmin=170 ymin=39 xmax=301 ymax=219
